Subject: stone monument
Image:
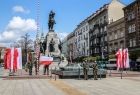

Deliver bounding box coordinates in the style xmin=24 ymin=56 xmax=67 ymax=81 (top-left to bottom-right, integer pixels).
xmin=44 ymin=11 xmax=61 ymax=57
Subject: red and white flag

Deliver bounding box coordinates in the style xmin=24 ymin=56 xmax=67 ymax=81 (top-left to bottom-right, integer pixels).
xmin=39 ymin=56 xmax=53 ymax=65
xmin=16 ymin=48 xmax=22 ymax=69
xmin=116 ymin=48 xmax=130 ymax=70
xmin=4 ymin=48 xmax=11 ymax=69
xmin=123 ymin=48 xmax=129 ymax=68
xmin=4 ymin=48 xmax=22 ymax=70
xmin=116 ymin=49 xmax=123 ymax=70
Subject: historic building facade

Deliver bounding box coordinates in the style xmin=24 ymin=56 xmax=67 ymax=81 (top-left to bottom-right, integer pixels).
xmin=107 ymin=17 xmax=125 ymax=54
xmin=67 ymin=32 xmax=75 ymax=61
xmin=123 ymin=0 xmax=140 ymax=59
xmin=88 ymin=0 xmax=125 ymax=58
xmin=61 ymin=37 xmax=68 ymax=58
xmin=74 ymin=21 xmax=89 ymax=58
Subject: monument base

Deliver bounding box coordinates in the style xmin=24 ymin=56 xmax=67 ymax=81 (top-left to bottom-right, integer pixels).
xmin=45 ymin=30 xmax=61 ymax=57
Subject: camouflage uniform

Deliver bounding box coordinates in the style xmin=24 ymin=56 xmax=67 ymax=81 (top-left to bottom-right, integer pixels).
xmin=83 ymin=62 xmax=89 ymax=80
xmin=93 ymin=62 xmax=98 ymax=80
xmin=27 ymin=52 xmax=33 ymax=75
xmin=28 ymin=62 xmax=33 ymax=75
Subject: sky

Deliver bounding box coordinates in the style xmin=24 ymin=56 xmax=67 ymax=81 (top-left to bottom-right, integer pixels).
xmin=0 ymin=0 xmax=134 ymax=47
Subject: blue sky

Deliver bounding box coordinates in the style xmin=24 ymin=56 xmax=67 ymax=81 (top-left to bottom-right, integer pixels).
xmin=0 ymin=0 xmax=134 ymax=46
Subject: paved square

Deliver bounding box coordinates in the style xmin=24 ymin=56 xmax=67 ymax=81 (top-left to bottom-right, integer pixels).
xmin=0 ymin=77 xmax=140 ymax=95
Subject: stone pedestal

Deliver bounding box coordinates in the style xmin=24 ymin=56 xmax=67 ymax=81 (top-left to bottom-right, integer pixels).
xmin=45 ymin=30 xmax=60 ymax=57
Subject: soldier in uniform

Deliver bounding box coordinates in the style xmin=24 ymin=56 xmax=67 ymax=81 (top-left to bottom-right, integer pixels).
xmin=27 ymin=52 xmax=33 ymax=75
xmin=93 ymin=61 xmax=98 ymax=80
xmin=83 ymin=60 xmax=89 ymax=80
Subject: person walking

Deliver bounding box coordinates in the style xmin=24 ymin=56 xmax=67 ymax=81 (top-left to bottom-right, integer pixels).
xmin=93 ymin=61 xmax=98 ymax=80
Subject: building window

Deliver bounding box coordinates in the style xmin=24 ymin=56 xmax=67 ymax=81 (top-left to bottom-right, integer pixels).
xmin=101 ymin=37 xmax=103 ymax=43
xmin=95 ymin=48 xmax=96 ymax=53
xmin=120 ymin=42 xmax=124 ymax=49
xmin=132 ymin=24 xmax=135 ymax=32
xmin=114 ymin=43 xmax=118 ymax=51
xmin=120 ymin=31 xmax=124 ymax=38
xmin=94 ymin=39 xmax=97 ymax=44
xmin=129 ymin=39 xmax=133 ymax=47
xmin=114 ymin=32 xmax=118 ymax=39
xmin=100 ymin=28 xmax=103 ymax=34
xmin=132 ymin=11 xmax=135 ymax=19
xmin=128 ymin=24 xmax=135 ymax=33
xmin=87 ymin=50 xmax=89 ymax=55
xmin=109 ymin=33 xmax=112 ymax=41
xmin=133 ymin=39 xmax=136 ymax=47
xmin=127 ymin=11 xmax=135 ymax=21
xmin=109 ymin=44 xmax=112 ymax=52
xmin=86 ymin=25 xmax=88 ymax=31
xmin=128 ymin=25 xmax=131 ymax=33
xmin=104 ymin=26 xmax=107 ymax=31
xmin=97 ymin=48 xmax=99 ymax=53
xmin=105 ymin=36 xmax=107 ymax=41
xmin=90 ymin=50 xmax=92 ymax=54
xmin=86 ymin=33 xmax=88 ymax=38
xmin=84 ymin=35 xmax=85 ymax=39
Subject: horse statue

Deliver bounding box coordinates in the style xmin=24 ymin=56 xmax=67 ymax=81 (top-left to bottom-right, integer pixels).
xmin=48 ymin=11 xmax=56 ymax=30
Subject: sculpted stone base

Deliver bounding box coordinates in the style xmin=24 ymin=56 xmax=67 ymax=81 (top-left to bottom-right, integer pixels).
xmin=45 ymin=30 xmax=61 ymax=57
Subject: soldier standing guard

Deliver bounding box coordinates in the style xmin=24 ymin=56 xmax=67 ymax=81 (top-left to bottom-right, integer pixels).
xmin=93 ymin=61 xmax=98 ymax=80
xmin=27 ymin=52 xmax=33 ymax=75
xmin=83 ymin=60 xmax=89 ymax=80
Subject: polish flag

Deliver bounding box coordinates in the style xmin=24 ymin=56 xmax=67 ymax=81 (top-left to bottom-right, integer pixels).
xmin=4 ymin=48 xmax=11 ymax=69
xmin=116 ymin=49 xmax=123 ymax=70
xmin=4 ymin=48 xmax=22 ymax=70
xmin=14 ymin=48 xmax=22 ymax=70
xmin=123 ymin=48 xmax=129 ymax=68
xmin=39 ymin=56 xmax=53 ymax=65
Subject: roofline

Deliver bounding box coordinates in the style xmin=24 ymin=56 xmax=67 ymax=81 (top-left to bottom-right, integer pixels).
xmin=123 ymin=0 xmax=138 ymax=10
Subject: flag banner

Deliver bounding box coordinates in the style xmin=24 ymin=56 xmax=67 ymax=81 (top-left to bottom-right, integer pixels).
xmin=16 ymin=48 xmax=22 ymax=69
xmin=116 ymin=48 xmax=130 ymax=70
xmin=4 ymin=48 xmax=22 ymax=70
xmin=123 ymin=48 xmax=130 ymax=68
xmin=116 ymin=49 xmax=123 ymax=70
xmin=4 ymin=48 xmax=11 ymax=69
xmin=39 ymin=56 xmax=53 ymax=65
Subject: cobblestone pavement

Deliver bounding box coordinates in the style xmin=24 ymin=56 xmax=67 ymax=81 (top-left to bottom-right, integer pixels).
xmin=62 ymin=77 xmax=140 ymax=95
xmin=0 ymin=79 xmax=66 ymax=95
xmin=1 ymin=66 xmax=140 ymax=95
xmin=0 ymin=77 xmax=140 ymax=95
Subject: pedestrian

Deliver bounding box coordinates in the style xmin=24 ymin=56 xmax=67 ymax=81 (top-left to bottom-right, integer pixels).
xmin=83 ymin=60 xmax=89 ymax=80
xmin=43 ymin=65 xmax=49 ymax=75
xmin=93 ymin=61 xmax=98 ymax=80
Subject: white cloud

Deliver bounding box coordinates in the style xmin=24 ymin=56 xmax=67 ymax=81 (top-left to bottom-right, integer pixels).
xmin=57 ymin=32 xmax=68 ymax=41
xmin=12 ymin=6 xmax=30 ymax=14
xmin=0 ymin=16 xmax=37 ymax=45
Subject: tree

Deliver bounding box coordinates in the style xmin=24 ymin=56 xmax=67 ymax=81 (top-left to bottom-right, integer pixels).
xmin=12 ymin=33 xmax=34 ymax=66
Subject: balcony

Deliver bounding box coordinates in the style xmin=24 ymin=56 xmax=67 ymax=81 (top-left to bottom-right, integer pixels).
xmin=94 ymin=24 xmax=99 ymax=28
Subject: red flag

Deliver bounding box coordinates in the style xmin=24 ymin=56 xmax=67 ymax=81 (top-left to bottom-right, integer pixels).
xmin=4 ymin=48 xmax=11 ymax=69
xmin=123 ymin=48 xmax=130 ymax=68
xmin=39 ymin=56 xmax=53 ymax=65
xmin=116 ymin=49 xmax=123 ymax=70
xmin=4 ymin=48 xmax=22 ymax=70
